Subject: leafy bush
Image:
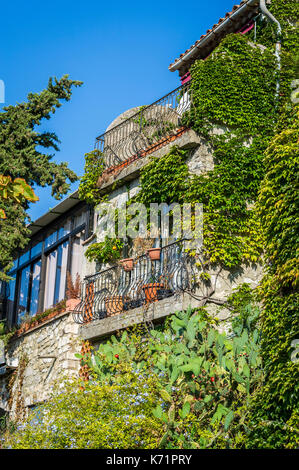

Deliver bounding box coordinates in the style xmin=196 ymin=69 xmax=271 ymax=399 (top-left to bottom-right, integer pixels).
xmin=3 ymin=298 xmax=264 ymax=449
xmin=247 ymin=103 xmax=299 ymax=449
xmin=83 ymin=302 xmax=263 ymax=449
xmin=3 ymin=371 xmax=162 ymax=449
xmin=84 ymin=236 xmax=124 ymax=264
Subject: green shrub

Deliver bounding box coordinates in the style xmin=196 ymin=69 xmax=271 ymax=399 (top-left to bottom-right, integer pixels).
xmin=85 ymin=303 xmax=263 ymax=449
xmin=3 ymin=371 xmax=162 ymax=449
xmin=84 ymin=236 xmax=124 ymax=264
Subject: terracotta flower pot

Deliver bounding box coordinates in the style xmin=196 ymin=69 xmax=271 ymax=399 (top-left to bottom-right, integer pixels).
xmin=147 ymin=248 xmax=161 ymax=261
xmin=142 ymin=282 xmax=164 ymax=303
xmin=105 ymin=295 xmax=124 ymax=316
xmin=66 ymin=298 xmax=81 ymax=311
xmin=120 ymin=258 xmax=134 ymax=272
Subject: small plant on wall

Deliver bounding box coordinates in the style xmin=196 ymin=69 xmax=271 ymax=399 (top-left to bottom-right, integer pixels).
xmin=66 ymin=272 xmax=81 ymax=299
xmin=85 ymin=236 xmax=124 ymax=265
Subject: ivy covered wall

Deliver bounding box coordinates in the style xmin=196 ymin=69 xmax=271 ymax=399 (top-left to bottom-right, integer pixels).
xmin=75 ymin=0 xmax=298 ymax=448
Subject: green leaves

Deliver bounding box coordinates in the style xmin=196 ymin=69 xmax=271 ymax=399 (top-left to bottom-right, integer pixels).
xmin=0 ymin=75 xmax=80 ymax=272
xmin=152 ymin=405 xmax=163 ymax=419
xmin=160 ymin=390 xmax=172 ymax=403
xmin=224 ymin=411 xmax=234 ymax=431
xmin=84 ymin=237 xmax=124 ymax=264
xmin=0 ymin=175 xmax=39 ymax=219
xmin=179 ymin=402 xmax=190 ymax=419
xmin=78 ymin=150 xmax=105 ymax=205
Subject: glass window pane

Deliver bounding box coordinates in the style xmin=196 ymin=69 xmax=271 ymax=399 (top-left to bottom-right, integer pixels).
xmin=45 ymin=230 xmax=58 ymax=249
xmin=73 ymin=209 xmax=86 ymax=229
xmin=29 ymin=260 xmax=41 ymax=316
xmin=4 ymin=277 xmax=16 ymax=320
xmin=19 ymin=250 xmax=29 ymax=267
xmin=71 ymin=233 xmax=85 ymax=280
xmin=58 ymin=218 xmax=71 ymax=241
xmin=17 ymin=266 xmax=31 ymax=324
xmin=44 ymin=250 xmax=57 ymax=309
xmin=53 ymin=241 xmax=69 ymax=305
xmin=31 ymin=241 xmax=42 ymax=259
xmin=11 ymin=258 xmax=18 ymax=272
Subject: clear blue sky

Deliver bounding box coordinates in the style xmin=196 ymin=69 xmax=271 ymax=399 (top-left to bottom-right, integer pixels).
xmin=1 ymin=0 xmax=237 ymax=221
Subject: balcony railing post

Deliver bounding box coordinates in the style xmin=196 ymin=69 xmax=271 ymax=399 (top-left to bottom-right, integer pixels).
xmin=73 ymin=239 xmax=195 ymax=325
xmin=94 ymin=83 xmax=192 ymax=170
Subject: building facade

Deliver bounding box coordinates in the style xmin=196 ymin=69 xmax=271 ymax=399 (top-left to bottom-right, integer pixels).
xmin=0 ymin=0 xmax=268 ymax=418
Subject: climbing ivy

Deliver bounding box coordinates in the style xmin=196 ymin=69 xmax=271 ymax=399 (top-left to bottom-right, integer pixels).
xmin=249 ymin=0 xmax=299 ymax=55
xmin=184 ymin=34 xmax=278 ymax=135
xmin=258 ymin=105 xmax=299 ymax=289
xmin=78 ymin=150 xmax=105 ymax=205
xmin=136 ymin=34 xmax=279 ymax=269
xmin=136 ymin=147 xmax=189 ymax=205
xmin=247 ymin=103 xmax=299 ymax=449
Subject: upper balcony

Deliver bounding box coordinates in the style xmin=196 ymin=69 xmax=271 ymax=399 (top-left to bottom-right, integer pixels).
xmin=95 ymin=82 xmax=192 ymax=172
xmin=73 ymin=239 xmax=196 ymax=325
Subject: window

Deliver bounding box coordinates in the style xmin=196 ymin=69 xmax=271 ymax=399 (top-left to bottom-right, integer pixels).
xmin=18 ymin=250 xmax=30 ymax=267
xmin=17 ymin=265 xmax=31 ymax=324
xmin=70 ymin=232 xmax=85 ymax=279
xmin=4 ymin=204 xmax=89 ymax=326
xmin=29 ymin=260 xmax=41 ymax=315
xmin=31 ymin=241 xmax=42 ymax=259
xmin=44 ymin=240 xmax=69 ymax=309
xmin=15 ymin=259 xmax=42 ymax=324
xmin=4 ymin=275 xmax=16 ymax=325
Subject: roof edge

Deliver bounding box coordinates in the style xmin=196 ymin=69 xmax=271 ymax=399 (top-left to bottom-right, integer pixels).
xmin=169 ymin=0 xmax=260 ymax=74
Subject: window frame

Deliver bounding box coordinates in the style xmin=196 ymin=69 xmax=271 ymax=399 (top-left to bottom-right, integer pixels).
xmin=5 ymin=202 xmax=92 ymax=327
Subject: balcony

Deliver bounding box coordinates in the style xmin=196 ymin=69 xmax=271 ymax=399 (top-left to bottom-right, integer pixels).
xmin=95 ymin=82 xmax=192 ymax=170
xmin=73 ymin=240 xmax=195 ymax=324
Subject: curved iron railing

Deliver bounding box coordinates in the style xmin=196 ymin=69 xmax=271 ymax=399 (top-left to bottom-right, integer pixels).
xmin=73 ymin=239 xmax=195 ymax=324
xmin=95 ymin=82 xmax=192 ymax=169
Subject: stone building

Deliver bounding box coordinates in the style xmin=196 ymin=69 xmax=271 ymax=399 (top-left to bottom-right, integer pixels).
xmin=0 ymin=0 xmax=268 ymax=419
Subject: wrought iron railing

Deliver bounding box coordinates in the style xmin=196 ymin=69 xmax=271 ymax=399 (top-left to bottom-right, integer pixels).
xmin=73 ymin=240 xmax=194 ymax=324
xmin=95 ymin=82 xmax=192 ymax=169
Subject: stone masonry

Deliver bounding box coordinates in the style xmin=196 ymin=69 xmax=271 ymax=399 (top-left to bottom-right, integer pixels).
xmin=0 ymin=310 xmax=80 ymax=418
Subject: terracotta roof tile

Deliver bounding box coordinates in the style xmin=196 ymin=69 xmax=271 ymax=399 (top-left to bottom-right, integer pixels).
xmin=169 ymin=0 xmax=259 ymax=72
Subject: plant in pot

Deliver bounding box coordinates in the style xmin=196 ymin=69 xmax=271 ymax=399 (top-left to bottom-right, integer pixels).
xmin=147 ymin=247 xmax=161 ymax=261
xmin=19 ymin=313 xmax=31 ymax=333
xmin=132 ymin=231 xmax=161 ymax=261
xmin=66 ymin=272 xmax=81 ymax=310
xmin=142 ymin=275 xmax=164 ymax=303
xmin=119 ymin=258 xmax=134 ymax=272
xmin=156 ymin=276 xmax=173 ymax=300
xmin=132 ymin=235 xmax=154 ymax=258
xmin=85 ymin=236 xmax=124 ymax=266
xmin=104 ymin=294 xmax=130 ymax=316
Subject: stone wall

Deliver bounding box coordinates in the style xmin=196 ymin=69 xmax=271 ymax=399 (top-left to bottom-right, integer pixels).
xmin=0 ymin=310 xmax=81 ymax=419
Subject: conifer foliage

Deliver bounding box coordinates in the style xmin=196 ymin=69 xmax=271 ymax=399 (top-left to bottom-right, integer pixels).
xmin=0 ymin=75 xmax=82 ymax=278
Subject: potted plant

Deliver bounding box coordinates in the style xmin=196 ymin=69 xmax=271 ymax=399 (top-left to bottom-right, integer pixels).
xmin=142 ymin=280 xmax=164 ymax=303
xmin=119 ymin=257 xmax=134 ymax=272
xmin=147 ymin=247 xmax=161 ymax=261
xmin=85 ymin=236 xmax=124 ymax=265
xmin=66 ymin=272 xmax=81 ymax=310
xmin=132 ymin=235 xmax=154 ymax=258
xmin=105 ymin=295 xmax=126 ymax=316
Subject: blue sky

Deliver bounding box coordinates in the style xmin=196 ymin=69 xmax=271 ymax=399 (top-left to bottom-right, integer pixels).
xmin=1 ymin=0 xmax=237 ymax=221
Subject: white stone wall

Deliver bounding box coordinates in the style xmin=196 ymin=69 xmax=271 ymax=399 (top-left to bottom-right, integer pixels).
xmin=0 ymin=311 xmax=81 ymax=418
